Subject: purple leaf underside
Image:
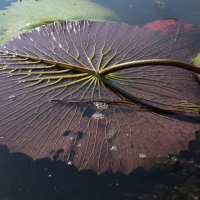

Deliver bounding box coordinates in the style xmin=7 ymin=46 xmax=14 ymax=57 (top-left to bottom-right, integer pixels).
xmin=0 ymin=20 xmax=200 ymax=174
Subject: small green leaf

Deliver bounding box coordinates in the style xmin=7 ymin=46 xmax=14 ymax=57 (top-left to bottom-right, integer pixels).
xmin=192 ymin=53 xmax=200 ymax=65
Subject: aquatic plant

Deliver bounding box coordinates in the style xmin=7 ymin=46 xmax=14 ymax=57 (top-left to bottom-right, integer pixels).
xmin=0 ymin=0 xmax=119 ymax=44
xmin=0 ymin=19 xmax=200 ymax=174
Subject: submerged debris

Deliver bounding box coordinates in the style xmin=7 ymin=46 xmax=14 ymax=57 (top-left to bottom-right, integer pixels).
xmin=153 ymin=1 xmax=166 ymax=9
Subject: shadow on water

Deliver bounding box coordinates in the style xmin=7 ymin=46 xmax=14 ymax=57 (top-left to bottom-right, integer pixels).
xmin=0 ymin=133 xmax=200 ymax=200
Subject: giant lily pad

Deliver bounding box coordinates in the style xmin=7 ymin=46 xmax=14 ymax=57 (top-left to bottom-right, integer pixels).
xmin=0 ymin=0 xmax=119 ymax=44
xmin=0 ymin=20 xmax=200 ymax=174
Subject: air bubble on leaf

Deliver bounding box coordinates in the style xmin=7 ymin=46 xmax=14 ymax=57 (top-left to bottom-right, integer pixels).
xmin=48 ymin=174 xmax=52 ymax=178
xmin=67 ymin=161 xmax=73 ymax=165
xmin=139 ymin=153 xmax=147 ymax=158
xmin=25 ymin=22 xmax=31 ymax=27
xmin=110 ymin=146 xmax=117 ymax=151
xmin=9 ymin=94 xmax=17 ymax=100
xmin=36 ymin=27 xmax=41 ymax=32
xmin=92 ymin=112 xmax=104 ymax=119
xmin=77 ymin=143 xmax=81 ymax=147
xmin=106 ymin=128 xmax=116 ymax=139
xmin=172 ymin=156 xmax=178 ymax=161
xmin=93 ymin=102 xmax=108 ymax=109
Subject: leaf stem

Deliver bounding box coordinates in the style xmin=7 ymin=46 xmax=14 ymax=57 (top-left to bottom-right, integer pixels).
xmin=3 ymin=51 xmax=200 ymax=75
xmin=98 ymin=59 xmax=200 ymax=75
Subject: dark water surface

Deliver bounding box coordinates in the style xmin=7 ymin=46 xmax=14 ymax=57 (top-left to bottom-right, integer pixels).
xmin=0 ymin=0 xmax=200 ymax=200
xmin=92 ymin=0 xmax=200 ymax=26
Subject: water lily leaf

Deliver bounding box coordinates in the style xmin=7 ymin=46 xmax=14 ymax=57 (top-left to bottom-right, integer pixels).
xmin=0 ymin=20 xmax=200 ymax=174
xmin=143 ymin=19 xmax=200 ymax=68
xmin=142 ymin=18 xmax=199 ymax=37
xmin=0 ymin=0 xmax=119 ymax=44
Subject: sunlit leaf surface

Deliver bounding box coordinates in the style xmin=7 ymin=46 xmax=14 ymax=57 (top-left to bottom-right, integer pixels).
xmin=0 ymin=20 xmax=200 ymax=174
xmin=0 ymin=0 xmax=119 ymax=44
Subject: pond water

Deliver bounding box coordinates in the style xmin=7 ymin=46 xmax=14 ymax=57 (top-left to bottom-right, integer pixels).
xmin=0 ymin=0 xmax=14 ymax=9
xmin=0 ymin=0 xmax=200 ymax=200
xmin=93 ymin=0 xmax=200 ymax=26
